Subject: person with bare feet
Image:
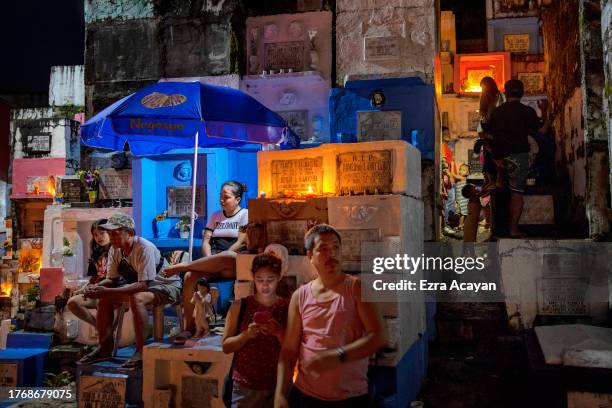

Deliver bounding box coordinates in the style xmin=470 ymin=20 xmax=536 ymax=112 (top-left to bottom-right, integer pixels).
xmin=67 ymin=219 xmax=111 ymax=329
xmin=191 ymin=278 xmax=213 ymax=338
xmin=78 ymin=214 xmax=181 ymax=368
xmin=162 ymin=181 xmax=248 ymax=343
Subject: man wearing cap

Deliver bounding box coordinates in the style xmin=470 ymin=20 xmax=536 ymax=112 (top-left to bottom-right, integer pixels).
xmin=79 ymin=213 xmax=181 ymax=367
xmin=487 ymin=79 xmax=548 ymax=237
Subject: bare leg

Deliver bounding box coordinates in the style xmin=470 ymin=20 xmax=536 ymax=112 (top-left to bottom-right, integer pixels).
xmin=129 ymin=291 xmax=156 ymax=353
xmin=96 ymin=294 xmax=128 ymax=351
xmin=165 ymin=251 xmax=238 ymax=278
xmin=67 ymin=294 xmax=98 ymax=327
xmin=509 ymin=191 xmax=524 ymax=236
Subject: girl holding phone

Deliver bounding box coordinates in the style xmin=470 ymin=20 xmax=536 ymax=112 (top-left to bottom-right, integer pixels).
xmin=222 ymin=253 xmax=289 ymax=408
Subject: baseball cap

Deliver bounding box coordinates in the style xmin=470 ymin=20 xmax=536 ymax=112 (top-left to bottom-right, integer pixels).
xmin=99 ymin=213 xmax=136 ymax=231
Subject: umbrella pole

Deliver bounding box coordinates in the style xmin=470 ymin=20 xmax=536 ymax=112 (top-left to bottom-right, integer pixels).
xmin=188 ymin=131 xmax=199 ymax=262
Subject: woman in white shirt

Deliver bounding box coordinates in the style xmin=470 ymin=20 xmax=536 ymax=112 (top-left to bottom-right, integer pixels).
xmin=163 ymin=181 xmax=248 ymax=342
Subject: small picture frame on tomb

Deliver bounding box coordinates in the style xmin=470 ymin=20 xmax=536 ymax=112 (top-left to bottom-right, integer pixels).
xmin=371 ymin=90 xmax=386 ymax=107
xmin=167 ymin=186 xmax=206 ymax=217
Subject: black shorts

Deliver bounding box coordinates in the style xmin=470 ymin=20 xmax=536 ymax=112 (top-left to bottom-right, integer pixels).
xmin=289 ymin=387 xmax=370 ymax=408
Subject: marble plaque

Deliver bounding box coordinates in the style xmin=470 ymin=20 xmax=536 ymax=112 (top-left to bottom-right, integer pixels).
xmin=336 ymin=150 xmax=393 ymax=195
xmin=518 ymin=195 xmax=554 ymax=225
xmin=338 ymin=228 xmax=380 ymax=271
xmin=467 ymin=149 xmax=483 ymax=174
xmin=167 ymin=186 xmax=206 ymax=217
xmin=357 ymin=111 xmax=402 ymax=142
xmin=504 ymin=33 xmax=530 ymax=53
xmin=537 ymin=278 xmax=589 ymax=315
xmin=542 ymin=252 xmax=584 ymax=277
xmin=181 ymin=376 xmax=218 ymax=408
xmin=264 ymin=41 xmax=305 ymax=72
xmin=518 ymin=72 xmax=544 ymax=94
xmin=467 ymin=111 xmax=480 ymax=132
xmin=79 ymin=375 xmax=126 ymax=408
xmin=0 ymin=363 xmax=17 ymax=387
xmin=271 ymin=157 xmax=323 ymax=197
xmin=27 ymin=134 xmax=51 ymax=153
xmin=278 ymin=110 xmax=308 ymax=140
xmin=364 ymin=37 xmax=400 ymax=61
xmin=99 ymin=169 xmax=132 ymax=199
xmin=60 ymin=177 xmax=83 ymax=202
xmin=266 ymin=220 xmax=309 ymax=253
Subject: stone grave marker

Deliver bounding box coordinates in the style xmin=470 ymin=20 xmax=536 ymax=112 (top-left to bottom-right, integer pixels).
xmin=79 ymin=375 xmax=126 ymax=408
xmin=336 ymin=150 xmax=393 ymax=195
xmin=357 ymin=111 xmax=402 ymax=141
xmin=167 ymin=186 xmax=206 ymax=217
xmin=271 ymin=157 xmax=324 ymax=197
xmin=364 ymin=36 xmax=401 ymax=61
xmin=98 ymin=169 xmax=132 ymax=200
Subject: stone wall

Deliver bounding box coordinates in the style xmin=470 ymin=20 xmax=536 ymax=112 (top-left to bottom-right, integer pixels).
xmin=541 ymin=0 xmax=588 ymax=234
xmin=49 ymin=66 xmax=85 ymax=107
xmin=84 ymin=0 xmax=245 ymax=116
xmin=580 ymin=0 xmax=609 ymax=238
xmin=603 ymin=0 xmax=612 ymax=217
xmin=335 ymin=0 xmax=437 ymax=85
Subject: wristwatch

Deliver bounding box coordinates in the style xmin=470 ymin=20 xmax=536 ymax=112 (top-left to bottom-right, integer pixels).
xmin=336 ymin=346 xmax=347 ymax=363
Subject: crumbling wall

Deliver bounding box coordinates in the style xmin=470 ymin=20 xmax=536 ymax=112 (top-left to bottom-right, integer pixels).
xmin=580 ymin=0 xmax=609 ymax=238
xmin=335 ymin=0 xmax=437 ymax=85
xmin=84 ymin=0 xmax=246 ymax=116
xmin=602 ymin=0 xmax=612 ymax=217
xmin=541 ymin=0 xmax=588 ymax=234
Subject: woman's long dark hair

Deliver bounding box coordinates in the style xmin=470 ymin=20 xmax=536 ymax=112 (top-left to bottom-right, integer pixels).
xmin=88 ymin=219 xmax=110 ymax=277
xmin=479 ymin=76 xmax=501 ymax=122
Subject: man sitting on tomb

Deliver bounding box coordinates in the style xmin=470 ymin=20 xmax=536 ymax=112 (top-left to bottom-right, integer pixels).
xmin=275 ymin=224 xmax=386 ymax=407
xmin=78 ymin=213 xmax=181 ymax=368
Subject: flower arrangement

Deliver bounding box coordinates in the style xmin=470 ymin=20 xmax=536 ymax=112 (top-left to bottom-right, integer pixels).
xmin=155 ymin=211 xmax=168 ymax=222
xmin=61 ymin=237 xmax=74 ymax=257
xmin=2 ymin=239 xmax=12 ymax=252
xmin=175 ymin=216 xmax=191 ymax=233
xmin=76 ymin=169 xmax=100 ymax=192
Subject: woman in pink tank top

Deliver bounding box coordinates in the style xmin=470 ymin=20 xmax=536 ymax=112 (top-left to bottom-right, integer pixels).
xmin=275 ymin=225 xmax=386 ymax=408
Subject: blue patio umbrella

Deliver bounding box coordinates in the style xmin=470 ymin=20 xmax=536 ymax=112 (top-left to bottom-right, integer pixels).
xmin=81 ymin=81 xmax=297 ymax=257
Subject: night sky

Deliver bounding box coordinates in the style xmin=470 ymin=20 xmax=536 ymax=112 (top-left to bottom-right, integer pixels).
xmin=0 ymin=0 xmax=84 ymax=94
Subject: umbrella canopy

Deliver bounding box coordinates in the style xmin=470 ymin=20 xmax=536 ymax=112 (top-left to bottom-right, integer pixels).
xmin=80 ymin=81 xmax=298 ymax=259
xmin=81 ymin=81 xmax=298 ymax=155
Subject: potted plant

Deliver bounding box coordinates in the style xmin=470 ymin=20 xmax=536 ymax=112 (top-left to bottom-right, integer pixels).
xmin=76 ymin=168 xmax=100 ymax=203
xmin=61 ymin=237 xmax=76 ymax=277
xmin=175 ymin=216 xmax=191 ymax=239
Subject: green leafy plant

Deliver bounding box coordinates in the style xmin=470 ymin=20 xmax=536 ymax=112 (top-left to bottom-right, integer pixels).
xmin=61 ymin=237 xmax=74 ymax=257
xmin=26 ymin=285 xmax=40 ymax=303
xmin=175 ymin=216 xmax=191 ymax=232
xmin=44 ymin=371 xmax=73 ymax=387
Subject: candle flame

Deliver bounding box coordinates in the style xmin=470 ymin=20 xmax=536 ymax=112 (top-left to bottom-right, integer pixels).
xmin=466 ymin=85 xmax=482 ymax=93
xmin=0 ymin=281 xmax=12 ymax=297
xmin=307 ymin=185 xmax=314 ymax=194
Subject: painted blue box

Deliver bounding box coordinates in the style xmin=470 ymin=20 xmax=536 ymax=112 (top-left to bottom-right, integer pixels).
xmin=329 ymin=77 xmax=436 ymax=160
xmin=369 ymin=333 xmax=429 ymax=408
xmin=487 ymin=17 xmax=543 ymax=54
xmin=132 ymin=147 xmax=260 ymax=256
xmin=0 ymin=331 xmax=53 ymax=387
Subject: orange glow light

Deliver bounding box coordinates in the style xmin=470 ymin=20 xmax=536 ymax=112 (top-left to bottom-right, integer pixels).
xmin=0 ymin=281 xmax=12 ymax=297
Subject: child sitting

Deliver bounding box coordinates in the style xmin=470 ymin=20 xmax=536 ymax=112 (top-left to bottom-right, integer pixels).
xmin=191 ymin=278 xmax=214 ymax=338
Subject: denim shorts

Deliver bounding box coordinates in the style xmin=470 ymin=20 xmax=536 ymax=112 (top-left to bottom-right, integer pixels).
xmin=504 ymin=153 xmax=529 ymax=193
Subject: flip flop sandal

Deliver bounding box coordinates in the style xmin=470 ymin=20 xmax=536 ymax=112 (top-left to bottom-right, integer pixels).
xmin=122 ymin=357 xmax=142 ymax=368
xmin=78 ymin=348 xmax=112 ymax=364
xmin=172 ymin=330 xmax=193 ymax=345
